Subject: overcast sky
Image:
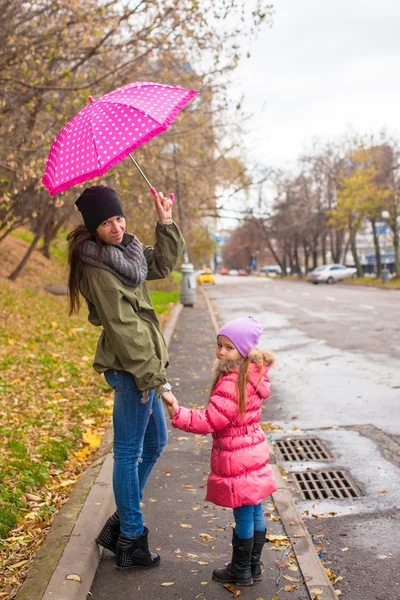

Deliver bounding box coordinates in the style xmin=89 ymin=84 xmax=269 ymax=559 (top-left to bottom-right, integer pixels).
xmin=234 ymin=0 xmax=400 ymax=171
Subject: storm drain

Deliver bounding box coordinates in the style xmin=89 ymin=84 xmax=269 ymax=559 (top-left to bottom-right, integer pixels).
xmin=292 ymin=470 xmax=361 ymax=500
xmin=276 ymin=437 xmax=332 ymax=462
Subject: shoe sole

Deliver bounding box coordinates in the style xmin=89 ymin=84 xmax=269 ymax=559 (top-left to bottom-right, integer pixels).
xmin=212 ymin=576 xmax=253 ymax=586
xmin=116 ymin=560 xmax=161 ymax=571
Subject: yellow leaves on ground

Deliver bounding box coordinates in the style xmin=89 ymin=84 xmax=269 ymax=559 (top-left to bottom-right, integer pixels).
xmin=81 ymin=428 xmax=102 ymax=448
xmin=160 ymin=582 xmax=175 ymax=586
xmin=180 ymin=523 xmax=192 ymax=528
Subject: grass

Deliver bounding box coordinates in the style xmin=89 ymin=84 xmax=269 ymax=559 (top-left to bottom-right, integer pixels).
xmin=342 ymin=276 xmax=400 ymax=288
xmin=0 ymin=269 xmax=180 ymax=597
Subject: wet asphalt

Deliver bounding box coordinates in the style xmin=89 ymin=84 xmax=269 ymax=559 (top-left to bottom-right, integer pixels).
xmin=89 ymin=292 xmax=309 ymax=600
xmin=208 ymin=275 xmax=400 ymax=600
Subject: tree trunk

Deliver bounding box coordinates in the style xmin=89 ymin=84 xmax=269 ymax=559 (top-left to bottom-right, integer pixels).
xmin=294 ymin=244 xmax=302 ymax=278
xmin=321 ymin=232 xmax=327 ymax=265
xmin=370 ymin=219 xmax=381 ymax=277
xmin=8 ymin=205 xmax=53 ymax=281
xmin=303 ymin=241 xmax=310 ymax=273
xmin=349 ymin=226 xmax=363 ymax=277
xmin=263 ymin=234 xmax=285 ymax=272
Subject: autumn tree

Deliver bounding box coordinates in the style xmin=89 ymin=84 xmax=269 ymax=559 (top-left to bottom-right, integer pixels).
xmin=0 ymin=0 xmax=273 ymax=278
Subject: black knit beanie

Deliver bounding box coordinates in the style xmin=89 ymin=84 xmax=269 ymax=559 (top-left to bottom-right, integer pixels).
xmin=75 ymin=186 xmax=124 ymax=234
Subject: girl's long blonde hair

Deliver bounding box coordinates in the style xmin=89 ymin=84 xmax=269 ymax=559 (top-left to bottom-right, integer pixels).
xmin=210 ymin=349 xmax=275 ymax=415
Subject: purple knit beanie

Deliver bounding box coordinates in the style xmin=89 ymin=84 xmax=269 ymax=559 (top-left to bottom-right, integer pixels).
xmin=217 ymin=315 xmax=263 ymax=357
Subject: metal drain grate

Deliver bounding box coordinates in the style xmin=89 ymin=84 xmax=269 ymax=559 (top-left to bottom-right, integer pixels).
xmin=292 ymin=470 xmax=361 ymax=500
xmin=276 ymin=437 xmax=332 ymax=462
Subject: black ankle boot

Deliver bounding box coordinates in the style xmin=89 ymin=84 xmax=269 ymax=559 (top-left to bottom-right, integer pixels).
xmin=95 ymin=512 xmax=120 ymax=554
xmin=116 ymin=527 xmax=160 ymax=570
xmin=251 ymin=529 xmax=266 ymax=582
xmin=212 ymin=531 xmax=253 ymax=586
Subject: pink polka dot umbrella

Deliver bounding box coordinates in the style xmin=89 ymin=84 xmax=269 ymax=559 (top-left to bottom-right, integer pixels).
xmin=42 ymin=81 xmax=198 ymax=197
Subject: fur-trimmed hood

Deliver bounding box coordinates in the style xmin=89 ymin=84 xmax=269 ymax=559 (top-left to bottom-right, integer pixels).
xmin=211 ymin=348 xmax=275 ymax=399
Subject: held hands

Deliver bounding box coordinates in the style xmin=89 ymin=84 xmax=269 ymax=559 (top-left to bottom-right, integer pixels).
xmin=161 ymin=390 xmax=179 ymax=419
xmin=152 ymin=189 xmax=173 ymax=224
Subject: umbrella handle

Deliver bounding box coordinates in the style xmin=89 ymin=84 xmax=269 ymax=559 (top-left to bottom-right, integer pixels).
xmin=128 ymin=154 xmax=175 ymax=204
xmin=128 ymin=154 xmax=153 ymax=188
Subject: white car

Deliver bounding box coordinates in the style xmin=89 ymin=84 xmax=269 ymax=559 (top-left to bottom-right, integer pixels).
xmin=307 ymin=264 xmax=357 ymax=284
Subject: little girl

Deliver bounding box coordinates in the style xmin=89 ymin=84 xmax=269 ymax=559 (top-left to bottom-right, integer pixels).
xmin=161 ymin=315 xmax=277 ymax=586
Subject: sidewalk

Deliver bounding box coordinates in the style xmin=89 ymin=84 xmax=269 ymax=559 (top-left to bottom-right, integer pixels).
xmin=90 ymin=293 xmax=310 ymax=600
xmin=15 ymin=292 xmax=336 ymax=600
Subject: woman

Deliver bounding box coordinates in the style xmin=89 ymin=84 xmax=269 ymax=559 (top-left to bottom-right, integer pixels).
xmin=67 ymin=185 xmax=184 ymax=570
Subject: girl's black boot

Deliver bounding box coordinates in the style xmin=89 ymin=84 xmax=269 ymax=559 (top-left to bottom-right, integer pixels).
xmin=212 ymin=532 xmax=253 ymax=586
xmin=116 ymin=527 xmax=161 ymax=570
xmin=95 ymin=512 xmax=120 ymax=554
xmin=251 ymin=529 xmax=266 ymax=582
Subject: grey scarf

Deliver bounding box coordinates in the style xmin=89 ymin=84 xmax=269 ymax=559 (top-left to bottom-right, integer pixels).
xmin=82 ymin=233 xmax=148 ymax=287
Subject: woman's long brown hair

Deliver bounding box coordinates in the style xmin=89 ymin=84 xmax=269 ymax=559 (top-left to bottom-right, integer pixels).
xmin=66 ymin=225 xmax=100 ymax=315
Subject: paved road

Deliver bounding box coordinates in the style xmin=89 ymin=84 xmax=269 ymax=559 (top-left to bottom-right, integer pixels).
xmin=207 ymin=276 xmax=400 ymax=600
xmin=208 ymin=276 xmax=400 ymax=435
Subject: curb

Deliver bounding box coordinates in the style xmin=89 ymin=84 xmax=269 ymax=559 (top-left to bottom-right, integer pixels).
xmin=14 ymin=429 xmax=113 ymax=600
xmin=15 ymin=301 xmax=183 ymax=600
xmin=201 ymin=287 xmax=337 ymax=600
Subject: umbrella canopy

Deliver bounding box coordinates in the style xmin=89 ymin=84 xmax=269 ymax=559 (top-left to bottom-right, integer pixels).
xmin=42 ymin=81 xmax=198 ymax=196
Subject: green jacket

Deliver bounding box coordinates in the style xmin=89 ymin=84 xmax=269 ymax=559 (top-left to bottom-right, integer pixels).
xmin=79 ymin=221 xmax=184 ymax=391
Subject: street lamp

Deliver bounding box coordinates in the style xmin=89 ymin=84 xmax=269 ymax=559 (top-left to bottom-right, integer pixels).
xmin=381 ymin=211 xmax=390 ymax=283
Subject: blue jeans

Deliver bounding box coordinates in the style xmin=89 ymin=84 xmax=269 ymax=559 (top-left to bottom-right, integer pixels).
xmin=104 ymin=370 xmax=168 ymax=538
xmin=233 ymin=503 xmax=266 ymax=539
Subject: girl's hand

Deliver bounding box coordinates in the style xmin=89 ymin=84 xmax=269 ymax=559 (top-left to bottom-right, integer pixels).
xmin=153 ymin=190 xmax=173 ymax=224
xmin=161 ymin=390 xmax=179 ymax=418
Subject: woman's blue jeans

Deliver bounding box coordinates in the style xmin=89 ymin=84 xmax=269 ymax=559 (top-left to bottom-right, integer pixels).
xmin=104 ymin=370 xmax=168 ymax=538
xmin=233 ymin=503 xmax=266 ymax=539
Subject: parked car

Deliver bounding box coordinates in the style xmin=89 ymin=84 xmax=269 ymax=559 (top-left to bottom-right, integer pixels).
xmin=228 ymin=269 xmax=239 ymax=276
xmin=259 ymin=265 xmax=282 ymax=277
xmin=219 ymin=268 xmax=229 ymax=275
xmin=238 ymin=269 xmax=249 ymax=276
xmin=197 ymin=270 xmax=216 ymax=285
xmin=307 ymin=264 xmax=357 ymax=284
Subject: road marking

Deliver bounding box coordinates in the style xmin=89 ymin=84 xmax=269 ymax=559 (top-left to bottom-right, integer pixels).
xmin=359 ymin=303 xmax=375 ymax=310
xmin=326 ymin=296 xmax=336 ymax=302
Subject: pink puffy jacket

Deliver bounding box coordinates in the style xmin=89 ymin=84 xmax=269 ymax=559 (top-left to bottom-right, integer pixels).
xmin=171 ymin=359 xmax=277 ymax=508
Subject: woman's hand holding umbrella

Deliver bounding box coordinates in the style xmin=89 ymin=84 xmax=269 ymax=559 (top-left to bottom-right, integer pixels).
xmin=153 ymin=190 xmax=174 ymax=224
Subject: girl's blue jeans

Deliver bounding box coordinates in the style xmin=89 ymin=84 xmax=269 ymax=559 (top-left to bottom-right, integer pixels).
xmin=233 ymin=503 xmax=266 ymax=539
xmin=104 ymin=370 xmax=168 ymax=538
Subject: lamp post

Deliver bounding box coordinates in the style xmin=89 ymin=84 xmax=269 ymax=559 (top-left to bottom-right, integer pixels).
xmin=171 ymin=143 xmax=196 ymax=306
xmin=381 ymin=210 xmax=390 ymax=283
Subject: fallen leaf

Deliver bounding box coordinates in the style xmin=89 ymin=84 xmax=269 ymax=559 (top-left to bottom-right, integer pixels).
xmin=223 ymin=583 xmax=236 ymax=592
xmin=180 ymin=523 xmax=192 ymax=528
xmin=311 ymin=589 xmax=324 ymax=595
xmin=284 ymin=584 xmax=298 ymax=591
xmin=199 ymin=533 xmax=215 ymax=541
xmin=197 ymin=561 xmax=208 ymax=565
xmin=378 ymin=488 xmax=388 ymax=493
xmin=66 ymin=573 xmax=82 ymax=582
xmin=82 ymin=428 xmax=101 ymax=448
xmin=341 ymin=547 xmax=349 ymax=552
xmin=283 ymin=575 xmax=301 ymax=582
xmin=160 ymin=582 xmax=174 ymax=586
